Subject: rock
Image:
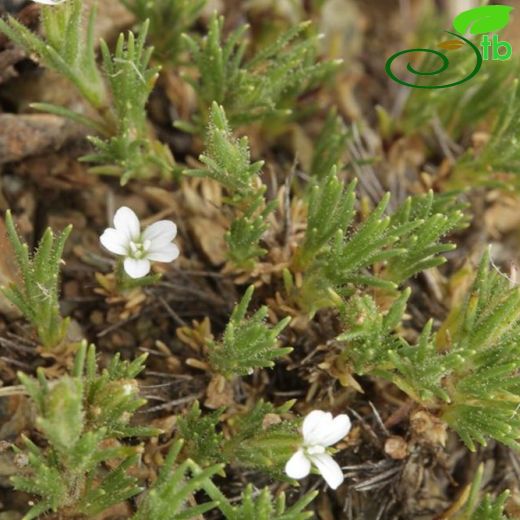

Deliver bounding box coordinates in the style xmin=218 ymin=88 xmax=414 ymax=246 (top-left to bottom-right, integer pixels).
xmin=84 ymin=0 xmax=135 ymax=44
xmin=0 ymin=113 xmax=84 ymax=164
xmin=384 ymin=435 xmax=409 ymax=460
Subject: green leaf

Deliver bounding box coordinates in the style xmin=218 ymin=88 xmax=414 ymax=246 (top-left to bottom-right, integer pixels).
xmin=207 ymin=286 xmax=292 ymax=377
xmin=185 ymin=103 xmax=274 ymax=267
xmin=180 ymin=14 xmax=339 ymax=132
xmin=190 ymin=466 xmax=317 ymax=520
xmin=452 ymin=464 xmax=510 ymax=520
xmin=2 ymin=211 xmax=71 ymax=350
xmin=177 ymin=402 xmax=225 ymax=465
xmin=36 ymin=377 xmax=84 ymax=454
xmin=453 ymin=5 xmax=513 ymax=35
xmin=132 ymin=440 xmax=222 ymax=520
xmin=30 ymin=102 xmax=109 ymax=135
xmin=12 ymin=343 xmax=153 ymax=518
xmin=120 ymin=0 xmax=206 ymax=64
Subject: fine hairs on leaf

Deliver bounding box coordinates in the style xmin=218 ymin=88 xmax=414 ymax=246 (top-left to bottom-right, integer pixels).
xmin=11 ymin=341 xmax=157 ymax=519
xmin=189 ymin=464 xmax=318 ymax=520
xmin=82 ymin=20 xmax=174 ymax=184
xmin=0 ymin=0 xmax=106 ymax=111
xmin=383 ymin=190 xmax=467 ymax=283
xmin=119 ymin=0 xmax=206 ymax=64
xmin=292 ymin=167 xmax=357 ymax=272
xmin=0 ymin=1 xmax=172 ymax=184
xmin=221 ymin=400 xmax=297 ymax=474
xmin=439 ymin=252 xmax=520 ymax=450
xmin=309 ymin=109 xmax=351 ymax=180
xmin=177 ymin=401 xmax=225 ymax=466
xmin=337 ymin=289 xmax=411 ymax=376
xmin=178 ymin=400 xmax=298 ymax=476
xmin=226 ymin=197 xmax=277 ymax=267
xmin=132 ymin=439 xmax=222 ymax=520
xmin=188 ymin=102 xmax=264 ymax=194
xmin=455 ymin=74 xmax=520 ymax=189
xmin=1 ymin=210 xmax=71 ymax=350
xmin=339 ymin=251 xmax=520 ymax=451
xmin=207 ymin=286 xmax=292 ymax=377
xmin=179 ymin=14 xmax=340 ymax=132
xmin=186 ymin=103 xmax=274 ymax=267
xmin=291 ymin=167 xmax=466 ymax=314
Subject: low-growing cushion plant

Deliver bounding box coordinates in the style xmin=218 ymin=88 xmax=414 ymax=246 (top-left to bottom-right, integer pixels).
xmin=0 ymin=0 xmax=517 ymax=518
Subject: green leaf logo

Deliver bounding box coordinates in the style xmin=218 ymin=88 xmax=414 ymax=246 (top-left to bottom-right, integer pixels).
xmin=453 ymin=5 xmax=513 ymax=35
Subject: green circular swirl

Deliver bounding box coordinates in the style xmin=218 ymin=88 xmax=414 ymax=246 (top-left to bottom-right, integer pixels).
xmin=385 ymin=31 xmax=483 ymax=89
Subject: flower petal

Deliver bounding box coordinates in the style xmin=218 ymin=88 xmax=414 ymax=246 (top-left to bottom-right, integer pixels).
xmin=33 ymin=0 xmax=67 ymax=4
xmin=124 ymin=258 xmax=150 ymax=279
xmin=100 ymin=228 xmax=128 ymax=256
xmin=285 ymin=450 xmax=311 ymax=480
xmin=143 ymin=220 xmax=177 ymax=245
xmin=310 ymin=453 xmax=344 ymax=490
xmin=147 ymin=243 xmax=180 ymax=263
xmin=113 ymin=207 xmax=140 ymax=241
xmin=316 ymin=414 xmax=351 ymax=447
xmin=302 ymin=410 xmax=333 ymax=445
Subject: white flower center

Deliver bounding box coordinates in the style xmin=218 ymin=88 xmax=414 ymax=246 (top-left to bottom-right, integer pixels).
xmin=128 ymin=238 xmax=151 ymax=259
xmin=305 ymin=444 xmax=326 ymax=456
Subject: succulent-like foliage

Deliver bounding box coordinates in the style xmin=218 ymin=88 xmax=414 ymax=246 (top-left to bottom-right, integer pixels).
xmin=177 ymin=401 xmax=224 ymax=465
xmin=387 ymin=320 xmax=461 ymax=404
xmin=11 ymin=342 xmax=156 ymax=519
xmin=310 ymin=110 xmax=351 ymax=180
xmin=180 ymin=14 xmax=339 ymax=131
xmin=2 ymin=211 xmax=71 ymax=350
xmin=207 ymin=286 xmax=292 ymax=377
xmin=0 ymin=0 xmax=106 ymax=111
xmin=132 ymin=440 xmax=222 ymax=520
xmin=178 ymin=400 xmax=297 ymax=475
xmin=193 ymin=476 xmax=318 ymax=520
xmin=470 ymin=494 xmax=510 ymax=520
xmin=226 ymin=199 xmax=276 ymax=267
xmin=383 ymin=190 xmax=466 ymax=283
xmin=188 ymin=102 xmax=264 ymax=194
xmin=120 ymin=0 xmax=206 ymax=64
xmin=292 ymin=169 xmax=356 ymax=271
xmin=292 ymin=169 xmax=466 ymax=314
xmin=337 ymin=289 xmax=411 ymax=374
xmin=439 ymin=253 xmax=520 ymax=450
xmin=340 ymin=252 xmax=520 ymax=451
xmin=83 ymin=22 xmax=174 ymax=184
xmin=221 ymin=400 xmax=297 ymax=473
xmin=138 ymin=428 xmax=314 ymax=520
xmin=0 ymin=1 xmax=171 ymax=183
xmin=455 ymin=76 xmax=520 ymax=188
xmin=187 ymin=103 xmax=274 ymax=267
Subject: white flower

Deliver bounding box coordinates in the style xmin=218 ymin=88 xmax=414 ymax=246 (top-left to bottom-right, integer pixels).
xmin=32 ymin=0 xmax=67 ymax=4
xmin=100 ymin=206 xmax=179 ymax=279
xmin=285 ymin=410 xmax=351 ymax=490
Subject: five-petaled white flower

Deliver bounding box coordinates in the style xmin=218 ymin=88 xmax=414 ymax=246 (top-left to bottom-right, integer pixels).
xmin=285 ymin=410 xmax=351 ymax=490
xmin=100 ymin=206 xmax=179 ymax=279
